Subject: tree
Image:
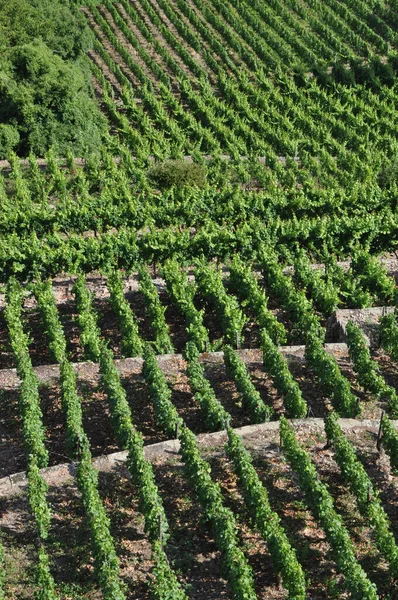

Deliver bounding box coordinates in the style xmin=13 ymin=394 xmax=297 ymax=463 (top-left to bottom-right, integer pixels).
xmin=0 ymin=42 xmax=106 ymax=157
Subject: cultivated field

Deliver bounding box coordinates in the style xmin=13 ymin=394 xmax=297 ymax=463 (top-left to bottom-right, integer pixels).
xmin=1 ymin=1 xmax=398 ymax=599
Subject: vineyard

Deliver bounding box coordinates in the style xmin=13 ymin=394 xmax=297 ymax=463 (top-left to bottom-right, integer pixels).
xmin=1 ymin=0 xmax=398 ymax=599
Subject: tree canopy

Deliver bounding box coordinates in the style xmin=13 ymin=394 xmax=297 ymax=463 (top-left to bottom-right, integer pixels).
xmin=0 ymin=0 xmax=106 ymax=158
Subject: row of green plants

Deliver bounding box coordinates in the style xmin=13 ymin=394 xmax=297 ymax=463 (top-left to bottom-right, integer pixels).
xmin=89 ymin=1 xmax=249 ymax=156
xmin=346 ymin=321 xmax=398 ymax=416
xmin=92 ymin=0 xmax=319 ymax=167
xmin=195 ymin=262 xmax=246 ymax=346
xmin=228 ymin=255 xmax=287 ymax=344
xmin=258 ymin=247 xmax=367 ymax=416
xmin=261 ymin=330 xmax=307 ymax=418
xmin=379 ymin=310 xmax=398 ymax=361
xmin=2 ymin=0 xmax=397 ymax=225
xmin=223 ymin=344 xmax=273 ymax=423
xmin=226 ymin=428 xmax=306 ymax=600
xmin=349 ymin=252 xmax=397 ymax=305
xmin=259 ymin=248 xmax=321 ymax=338
xmin=185 ymin=337 xmax=312 ymax=599
xmin=71 ymin=274 xmax=188 ymax=599
xmin=280 ymin=416 xmax=379 ymax=599
xmin=138 ymin=266 xmax=174 ymax=354
xmin=304 ymin=330 xmax=359 ymax=416
xmin=142 ymin=345 xmax=258 ymax=600
xmin=162 ymin=258 xmax=210 ymax=351
xmin=379 ymin=413 xmax=398 ymax=475
xmin=170 ymin=0 xmax=398 ymax=168
xmin=292 ymin=250 xmax=340 ymax=315
xmin=5 ymin=280 xmax=57 ymax=599
xmin=90 ymin=0 xmax=398 ymax=237
xmin=34 ymin=279 xmax=127 ymax=599
xmin=107 ymin=270 xmax=143 ymax=357
xmin=184 ymin=341 xmax=228 ymax=430
xmin=325 ymin=412 xmax=398 ymax=577
xmin=143 ymin=330 xmax=311 ymax=600
xmin=0 ymin=190 xmax=397 ymax=283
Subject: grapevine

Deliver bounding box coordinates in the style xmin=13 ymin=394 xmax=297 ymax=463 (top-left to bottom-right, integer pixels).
xmin=261 ymin=330 xmax=307 ymax=418
xmin=325 ymin=412 xmax=398 ymax=577
xmin=280 ymin=416 xmax=379 ymax=600
xmin=346 ymin=321 xmax=398 ymax=417
xmin=224 ymin=344 xmax=273 ymax=422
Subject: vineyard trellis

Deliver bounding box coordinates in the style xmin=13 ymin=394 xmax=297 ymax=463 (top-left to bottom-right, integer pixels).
xmin=1 ymin=0 xmax=398 ymax=598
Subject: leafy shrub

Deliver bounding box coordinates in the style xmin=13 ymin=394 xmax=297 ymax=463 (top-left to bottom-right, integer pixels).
xmin=149 ymin=160 xmax=207 ymax=189
xmin=0 ymin=124 xmax=20 ymax=156
xmin=0 ymin=0 xmax=105 ymax=157
xmin=0 ymin=42 xmax=106 ymax=157
xmin=0 ymin=0 xmax=93 ymax=60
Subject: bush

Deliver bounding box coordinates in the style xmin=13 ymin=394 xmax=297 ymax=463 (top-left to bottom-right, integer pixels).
xmin=0 ymin=42 xmax=106 ymax=157
xmin=148 ymin=160 xmax=207 ymax=189
xmin=0 ymin=124 xmax=20 ymax=156
xmin=0 ymin=0 xmax=93 ymax=60
xmin=0 ymin=0 xmax=105 ymax=158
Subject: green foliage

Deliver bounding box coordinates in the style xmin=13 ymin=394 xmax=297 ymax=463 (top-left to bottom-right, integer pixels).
xmin=280 ymin=416 xmax=379 ymax=600
xmin=162 ymin=259 xmax=210 ymax=352
xmin=142 ymin=338 xmax=264 ymax=596
xmin=0 ymin=0 xmax=93 ymax=59
xmin=77 ymin=438 xmax=126 ymax=600
xmin=0 ymin=0 xmax=104 ymax=157
xmin=5 ymin=279 xmax=48 ymax=468
xmin=179 ymin=425 xmax=257 ymax=600
xmin=70 ymin=275 xmax=173 ymax=550
xmin=256 ymin=247 xmax=361 ymax=417
xmin=0 ymin=42 xmax=105 ymax=158
xmin=224 ymin=344 xmax=273 ymax=422
xmin=378 ymin=155 xmax=398 ymax=189
xmin=229 ymin=255 xmax=287 ymax=345
xmin=195 ymin=261 xmax=246 ymax=346
xmin=0 ymin=124 xmax=20 ymax=155
xmin=150 ymin=542 xmax=188 ymax=600
xmin=261 ymin=330 xmax=307 ymax=418
xmin=142 ymin=344 xmax=182 ymax=437
xmin=138 ymin=266 xmax=174 ymax=355
xmin=126 ymin=427 xmax=169 ymax=543
xmin=338 ymin=272 xmax=374 ymax=309
xmin=34 ymin=279 xmax=67 ymax=363
xmin=99 ymin=345 xmax=135 ymax=448
xmin=346 ymin=321 xmax=398 ymax=417
xmin=350 ymin=251 xmax=396 ymax=305
xmin=184 ymin=341 xmax=228 ymax=430
xmin=107 ymin=270 xmax=143 ymax=357
xmin=27 ymin=457 xmax=51 ymax=539
xmin=379 ymin=312 xmax=398 ymax=361
xmin=59 ymin=361 xmax=85 ymax=456
xmin=292 ymin=250 xmax=339 ymax=315
xmin=148 ymin=160 xmax=207 ymax=190
xmin=226 ymin=428 xmax=306 ymax=599
xmin=381 ymin=414 xmax=398 ymax=475
xmin=259 ymin=246 xmax=321 ymax=339
xmin=14 ymin=281 xmax=125 ymax=600
xmin=35 ymin=547 xmax=57 ymax=600
xmin=72 ymin=275 xmax=102 ymax=362
xmin=5 ymin=280 xmax=57 ymax=597
xmin=325 ymin=412 xmax=398 ymax=577
xmin=305 ymin=330 xmax=358 ymax=417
